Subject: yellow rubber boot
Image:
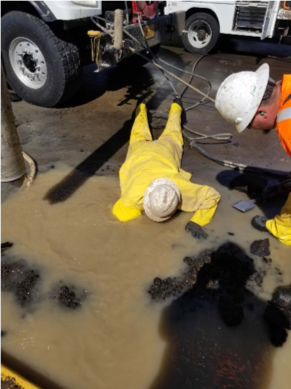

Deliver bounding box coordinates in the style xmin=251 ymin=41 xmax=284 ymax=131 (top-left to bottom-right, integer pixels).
xmin=159 ymin=103 xmax=183 ymax=145
xmin=158 ymin=103 xmax=183 ymax=165
xmin=129 ymin=103 xmax=152 ymax=146
xmin=266 ymin=193 xmax=291 ymax=245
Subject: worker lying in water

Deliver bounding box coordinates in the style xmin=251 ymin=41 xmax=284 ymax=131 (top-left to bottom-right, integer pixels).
xmin=216 ymin=63 xmax=291 ymax=245
xmin=112 ymin=99 xmax=221 ymax=239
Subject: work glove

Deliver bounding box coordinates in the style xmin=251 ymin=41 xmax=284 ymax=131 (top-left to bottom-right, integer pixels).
xmin=173 ymin=97 xmax=187 ymax=126
xmin=251 ymin=215 xmax=269 ymax=233
xmin=185 ymin=221 xmax=208 ymax=239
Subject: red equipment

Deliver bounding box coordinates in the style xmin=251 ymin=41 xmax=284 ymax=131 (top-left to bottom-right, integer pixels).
xmin=131 ymin=1 xmax=159 ymax=23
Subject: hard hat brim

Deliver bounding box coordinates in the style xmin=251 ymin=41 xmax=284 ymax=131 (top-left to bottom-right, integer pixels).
xmin=143 ymin=204 xmax=171 ymax=222
xmin=236 ymin=63 xmax=270 ymax=133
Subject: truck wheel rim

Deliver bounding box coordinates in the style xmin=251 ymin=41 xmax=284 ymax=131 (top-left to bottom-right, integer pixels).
xmin=188 ymin=20 xmax=212 ymax=48
xmin=9 ymin=37 xmax=47 ymax=89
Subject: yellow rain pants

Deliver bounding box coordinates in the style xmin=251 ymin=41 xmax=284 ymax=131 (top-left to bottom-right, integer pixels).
xmin=266 ymin=192 xmax=291 ymax=245
xmin=112 ymin=103 xmax=221 ymax=225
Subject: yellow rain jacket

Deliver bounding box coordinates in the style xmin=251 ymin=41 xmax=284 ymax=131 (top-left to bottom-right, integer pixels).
xmin=266 ymin=75 xmax=291 ymax=245
xmin=112 ymin=103 xmax=221 ymax=226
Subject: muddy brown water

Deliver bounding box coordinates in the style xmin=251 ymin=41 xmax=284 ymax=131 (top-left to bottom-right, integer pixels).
xmin=2 ymin=165 xmax=291 ymax=389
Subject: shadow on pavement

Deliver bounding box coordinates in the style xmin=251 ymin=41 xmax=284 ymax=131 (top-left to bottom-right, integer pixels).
xmin=44 ymin=116 xmax=133 ymax=204
xmin=59 ymin=46 xmax=187 ymax=109
xmin=216 ymin=169 xmax=289 ymax=219
xmin=149 ymin=242 xmax=275 ymax=389
xmin=59 ymin=64 xmax=154 ymax=108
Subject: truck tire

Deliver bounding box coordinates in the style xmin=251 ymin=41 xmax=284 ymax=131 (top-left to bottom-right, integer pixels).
xmin=1 ymin=11 xmax=81 ymax=107
xmin=182 ymin=13 xmax=219 ymax=54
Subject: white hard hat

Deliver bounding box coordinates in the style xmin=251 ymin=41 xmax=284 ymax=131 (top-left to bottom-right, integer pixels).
xmin=143 ymin=178 xmax=180 ymax=222
xmin=215 ymin=63 xmax=270 ymax=133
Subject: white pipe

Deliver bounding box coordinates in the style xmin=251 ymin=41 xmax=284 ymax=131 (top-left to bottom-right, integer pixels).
xmin=114 ymin=9 xmax=123 ymax=51
xmin=1 ymin=65 xmax=26 ymax=182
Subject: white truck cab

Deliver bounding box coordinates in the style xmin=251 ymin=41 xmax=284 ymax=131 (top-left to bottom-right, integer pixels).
xmin=29 ymin=0 xmax=102 ymax=20
xmin=42 ymin=1 xmax=103 ymax=21
xmin=165 ymin=1 xmax=291 ymax=53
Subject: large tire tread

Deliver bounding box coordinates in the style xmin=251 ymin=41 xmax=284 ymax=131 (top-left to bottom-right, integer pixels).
xmin=1 ymin=11 xmax=81 ymax=107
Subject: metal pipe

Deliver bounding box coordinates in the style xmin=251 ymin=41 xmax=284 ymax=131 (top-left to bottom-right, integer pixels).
xmin=1 ymin=65 xmax=26 ymax=182
xmin=114 ymin=9 xmax=123 ymax=51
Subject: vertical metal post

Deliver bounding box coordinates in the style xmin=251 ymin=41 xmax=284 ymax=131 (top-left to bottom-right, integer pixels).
xmin=1 ymin=65 xmax=26 ymax=182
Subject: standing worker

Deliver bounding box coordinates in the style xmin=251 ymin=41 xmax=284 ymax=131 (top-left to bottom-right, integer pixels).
xmin=215 ymin=63 xmax=291 ymax=245
xmin=112 ymin=100 xmax=221 ymax=239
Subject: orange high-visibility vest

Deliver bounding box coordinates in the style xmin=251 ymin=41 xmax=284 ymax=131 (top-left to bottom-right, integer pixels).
xmin=276 ymin=74 xmax=291 ymax=157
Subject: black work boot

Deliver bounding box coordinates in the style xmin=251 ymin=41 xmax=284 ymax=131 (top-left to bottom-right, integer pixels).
xmin=173 ymin=97 xmax=187 ymax=126
xmin=251 ymin=215 xmax=269 ymax=233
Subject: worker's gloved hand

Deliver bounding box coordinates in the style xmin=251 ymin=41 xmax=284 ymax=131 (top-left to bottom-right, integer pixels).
xmin=185 ymin=221 xmax=208 ymax=239
xmin=251 ymin=215 xmax=269 ymax=233
xmin=173 ymin=97 xmax=187 ymax=126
